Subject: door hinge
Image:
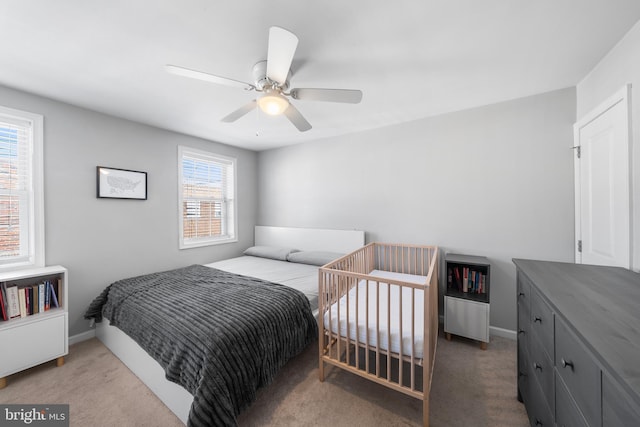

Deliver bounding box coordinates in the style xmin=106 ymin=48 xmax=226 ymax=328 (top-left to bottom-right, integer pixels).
xmin=571 ymin=146 xmax=581 ymax=158
xmin=577 ymin=240 xmax=582 ymax=252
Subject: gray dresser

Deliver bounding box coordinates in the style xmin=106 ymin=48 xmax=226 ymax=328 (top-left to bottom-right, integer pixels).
xmin=513 ymin=259 xmax=640 ymax=426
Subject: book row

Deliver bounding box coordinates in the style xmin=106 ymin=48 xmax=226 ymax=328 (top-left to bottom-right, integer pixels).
xmin=447 ymin=266 xmax=487 ymax=294
xmin=0 ymin=279 xmax=62 ymax=321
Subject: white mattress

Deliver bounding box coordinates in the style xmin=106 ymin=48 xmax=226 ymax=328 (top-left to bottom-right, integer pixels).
xmin=323 ymin=269 xmax=428 ymax=359
xmin=205 ymin=255 xmax=320 ymax=312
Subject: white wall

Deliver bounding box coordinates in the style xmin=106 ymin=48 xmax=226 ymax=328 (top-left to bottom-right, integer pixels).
xmin=577 ymin=20 xmax=640 ymax=272
xmin=0 ymin=84 xmax=258 ymax=337
xmin=258 ymin=87 xmax=576 ymax=332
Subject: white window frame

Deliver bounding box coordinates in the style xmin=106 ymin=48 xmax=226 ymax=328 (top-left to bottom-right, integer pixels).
xmin=0 ymin=105 xmax=45 ymax=270
xmin=178 ymin=146 xmax=237 ymax=249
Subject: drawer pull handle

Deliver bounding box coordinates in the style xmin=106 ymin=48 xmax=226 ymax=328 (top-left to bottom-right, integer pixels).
xmin=561 ymin=358 xmax=574 ymax=370
xmin=518 ymin=371 xmax=527 ymax=378
xmin=534 ymin=316 xmax=542 ymax=323
xmin=519 ymin=292 xmax=525 ymax=297
xmin=535 ymin=419 xmax=543 ymax=426
xmin=533 ymin=362 xmax=542 ymax=371
xmin=518 ymin=329 xmax=525 ymax=335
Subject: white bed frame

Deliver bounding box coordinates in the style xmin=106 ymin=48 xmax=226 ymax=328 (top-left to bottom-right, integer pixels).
xmin=96 ymin=226 xmax=365 ymax=424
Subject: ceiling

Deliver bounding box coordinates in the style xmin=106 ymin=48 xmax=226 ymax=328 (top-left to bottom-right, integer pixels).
xmin=1 ymin=1 xmax=640 ymax=151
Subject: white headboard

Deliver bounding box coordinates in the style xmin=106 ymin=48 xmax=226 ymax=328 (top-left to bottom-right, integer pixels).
xmin=254 ymin=226 xmax=365 ymax=253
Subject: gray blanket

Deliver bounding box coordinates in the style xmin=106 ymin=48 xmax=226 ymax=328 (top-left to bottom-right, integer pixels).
xmin=84 ymin=264 xmax=317 ymax=427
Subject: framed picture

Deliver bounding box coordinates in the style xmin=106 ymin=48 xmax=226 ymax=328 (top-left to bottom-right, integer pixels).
xmin=97 ymin=166 xmax=147 ymax=200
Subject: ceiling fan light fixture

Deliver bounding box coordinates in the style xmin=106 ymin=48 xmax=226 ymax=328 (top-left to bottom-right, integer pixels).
xmin=257 ymin=91 xmax=289 ymax=116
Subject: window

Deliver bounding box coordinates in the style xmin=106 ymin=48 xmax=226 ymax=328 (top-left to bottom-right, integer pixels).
xmin=178 ymin=146 xmax=236 ymax=248
xmin=0 ymin=106 xmax=44 ymax=269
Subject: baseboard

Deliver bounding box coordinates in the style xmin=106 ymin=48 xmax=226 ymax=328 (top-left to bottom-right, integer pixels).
xmin=69 ymin=329 xmax=96 ymax=345
xmin=439 ymin=315 xmax=517 ymax=341
xmin=490 ymin=325 xmax=517 ymax=340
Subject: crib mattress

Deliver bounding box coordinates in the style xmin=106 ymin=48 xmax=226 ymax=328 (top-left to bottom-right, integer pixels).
xmin=323 ymin=269 xmax=428 ymax=359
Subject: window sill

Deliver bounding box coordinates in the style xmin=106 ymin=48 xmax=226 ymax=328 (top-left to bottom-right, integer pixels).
xmin=179 ymin=237 xmax=238 ymax=250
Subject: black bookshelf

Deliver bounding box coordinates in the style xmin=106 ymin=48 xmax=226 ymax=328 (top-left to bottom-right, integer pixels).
xmin=445 ymin=253 xmax=490 ymax=303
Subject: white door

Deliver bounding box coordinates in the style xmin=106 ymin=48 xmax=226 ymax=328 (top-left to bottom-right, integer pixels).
xmin=574 ymin=85 xmax=631 ymax=268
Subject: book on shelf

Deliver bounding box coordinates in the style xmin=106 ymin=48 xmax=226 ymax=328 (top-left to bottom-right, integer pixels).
xmin=0 ymin=282 xmax=7 ymax=321
xmin=31 ymin=284 xmax=39 ymax=314
xmin=44 ymin=281 xmax=50 ymax=310
xmin=26 ymin=286 xmax=32 ymax=315
xmin=18 ymin=288 xmax=27 ymax=318
xmin=0 ymin=287 xmax=6 ymax=321
xmin=462 ymin=268 xmax=469 ymax=293
xmin=454 ymin=268 xmax=462 ymax=291
xmin=38 ymin=283 xmax=45 ymax=313
xmin=49 ymin=281 xmax=59 ymax=308
xmin=6 ymin=285 xmax=20 ymax=319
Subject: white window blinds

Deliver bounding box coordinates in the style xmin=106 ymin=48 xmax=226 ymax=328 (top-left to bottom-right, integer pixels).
xmin=0 ymin=107 xmax=44 ymax=268
xmin=178 ymin=146 xmax=236 ymax=248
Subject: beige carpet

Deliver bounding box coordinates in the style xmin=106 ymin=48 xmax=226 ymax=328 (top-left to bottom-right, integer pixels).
xmin=0 ymin=332 xmax=528 ymax=426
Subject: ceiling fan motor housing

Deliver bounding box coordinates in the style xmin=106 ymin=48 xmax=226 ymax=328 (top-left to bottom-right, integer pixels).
xmin=252 ymin=60 xmax=290 ymax=91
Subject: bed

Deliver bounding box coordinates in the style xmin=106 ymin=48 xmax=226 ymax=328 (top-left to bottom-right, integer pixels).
xmin=87 ymin=226 xmax=365 ymax=426
xmin=318 ymin=242 xmax=439 ymax=427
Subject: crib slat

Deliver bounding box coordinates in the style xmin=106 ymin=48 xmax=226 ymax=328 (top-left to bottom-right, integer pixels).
xmin=354 ymin=274 xmax=359 ymax=370
xmin=399 ymin=281 xmax=403 ymax=386
xmin=365 ymin=279 xmax=370 ymax=375
xmin=411 ymin=286 xmax=415 ymax=391
xmin=386 ymin=279 xmax=391 ymax=382
xmin=318 ymin=270 xmax=325 ymax=381
xmin=335 ymin=273 xmax=341 ymax=362
xmin=345 ymin=274 xmax=350 ymax=366
xmin=376 ymin=279 xmax=380 ymax=379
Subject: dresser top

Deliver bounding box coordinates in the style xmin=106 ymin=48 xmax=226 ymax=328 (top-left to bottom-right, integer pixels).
xmin=513 ymin=258 xmax=640 ymax=405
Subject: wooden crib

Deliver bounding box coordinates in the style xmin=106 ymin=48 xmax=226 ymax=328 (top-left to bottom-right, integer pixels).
xmin=318 ymin=242 xmax=439 ymax=427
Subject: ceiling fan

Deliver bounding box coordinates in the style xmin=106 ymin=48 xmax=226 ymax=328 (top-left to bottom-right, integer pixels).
xmin=165 ymin=26 xmax=363 ymax=132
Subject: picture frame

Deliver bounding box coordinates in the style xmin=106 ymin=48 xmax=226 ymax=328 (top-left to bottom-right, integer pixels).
xmin=97 ymin=166 xmax=147 ymax=200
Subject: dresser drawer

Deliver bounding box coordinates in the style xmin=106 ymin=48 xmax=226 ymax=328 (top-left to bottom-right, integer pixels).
xmin=530 ymin=289 xmax=554 ymax=360
xmin=517 ymin=346 xmax=530 ymax=403
xmin=555 ymin=372 xmax=588 ymax=427
xmin=517 ymin=301 xmax=529 ymax=353
xmin=517 ymin=272 xmax=531 ymax=312
xmin=602 ymin=373 xmax=640 ymax=427
xmin=555 ymin=317 xmax=601 ymax=427
xmin=527 ymin=378 xmax=553 ymax=427
xmin=529 ymin=331 xmax=554 ymax=414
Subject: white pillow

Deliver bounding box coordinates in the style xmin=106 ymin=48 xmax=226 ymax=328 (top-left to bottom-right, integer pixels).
xmin=287 ymin=251 xmax=344 ymax=266
xmin=243 ymin=246 xmax=299 ymax=261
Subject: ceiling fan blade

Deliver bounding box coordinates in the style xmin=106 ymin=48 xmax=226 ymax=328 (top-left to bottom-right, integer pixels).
xmin=290 ymin=88 xmax=363 ymax=104
xmin=221 ymin=100 xmax=257 ymax=122
xmin=266 ymin=26 xmax=298 ymax=85
xmin=166 ymin=64 xmax=255 ymax=91
xmin=283 ymin=103 xmax=312 ymax=132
